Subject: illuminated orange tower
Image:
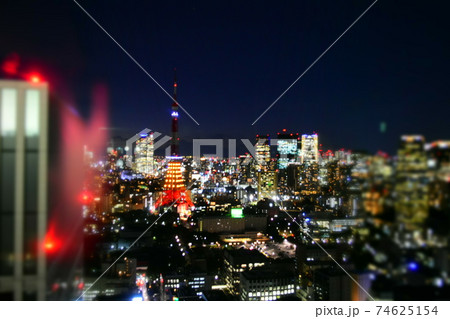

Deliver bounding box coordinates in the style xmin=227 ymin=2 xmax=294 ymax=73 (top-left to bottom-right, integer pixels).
xmin=155 ymin=71 xmax=194 ymax=219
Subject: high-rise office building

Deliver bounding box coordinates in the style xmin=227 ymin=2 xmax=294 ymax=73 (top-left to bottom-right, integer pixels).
xmin=0 ymin=79 xmax=48 ymax=300
xmin=397 ymin=135 xmax=427 ymax=172
xmin=426 ymin=141 xmax=450 ymax=212
xmin=298 ymin=134 xmax=320 ymax=196
xmin=299 ymin=162 xmax=320 ymax=196
xmin=254 ymin=134 xmax=276 ymax=200
xmin=255 ymin=134 xmax=270 ymax=171
xmin=426 ymin=140 xmax=450 ymax=171
xmin=276 ymin=130 xmax=299 ymax=170
xmin=134 ymin=132 xmax=154 ymax=176
xmin=257 ymin=170 xmax=277 ymax=200
xmin=301 ymin=134 xmax=319 ymax=165
xmin=240 ymin=264 xmax=297 ymax=301
xmin=395 ymin=135 xmax=428 ymax=230
xmin=224 ymin=249 xmax=266 ymax=295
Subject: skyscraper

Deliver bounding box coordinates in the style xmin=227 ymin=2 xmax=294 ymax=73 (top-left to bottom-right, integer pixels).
xmin=395 ymin=135 xmax=428 ymax=230
xmin=301 ymin=134 xmax=319 ymax=165
xmin=257 ymin=170 xmax=277 ymax=201
xmin=0 ymin=79 xmax=48 ymax=300
xmin=426 ymin=141 xmax=450 ymax=212
xmin=276 ymin=129 xmax=299 ymax=170
xmin=134 ymin=132 xmax=154 ymax=176
xmin=299 ymin=134 xmax=320 ymax=196
xmin=255 ymin=134 xmax=270 ymax=171
xmin=426 ymin=140 xmax=450 ymax=171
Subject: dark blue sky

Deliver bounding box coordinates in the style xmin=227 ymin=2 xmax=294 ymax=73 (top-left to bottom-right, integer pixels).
xmin=1 ymin=0 xmax=450 ymax=154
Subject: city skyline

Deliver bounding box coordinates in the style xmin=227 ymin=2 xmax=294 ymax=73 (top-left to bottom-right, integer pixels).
xmin=1 ymin=1 xmax=450 ymax=154
xmin=1 ymin=0 xmax=450 ymax=304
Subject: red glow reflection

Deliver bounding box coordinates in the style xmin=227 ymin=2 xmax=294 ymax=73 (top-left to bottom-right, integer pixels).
xmin=43 ymin=224 xmax=60 ymax=254
xmin=47 ymin=82 xmax=109 ymax=261
xmin=78 ymin=190 xmax=93 ymax=205
xmin=1 ymin=53 xmax=20 ymax=75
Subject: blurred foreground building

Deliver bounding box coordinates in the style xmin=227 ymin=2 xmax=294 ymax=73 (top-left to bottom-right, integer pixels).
xmin=0 ymin=79 xmax=48 ymax=300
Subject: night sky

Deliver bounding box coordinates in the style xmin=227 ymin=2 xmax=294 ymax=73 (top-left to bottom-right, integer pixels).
xmin=1 ymin=0 xmax=450 ymax=155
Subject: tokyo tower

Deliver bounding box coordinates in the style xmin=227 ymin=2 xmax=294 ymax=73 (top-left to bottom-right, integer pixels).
xmin=155 ymin=70 xmax=194 ymax=219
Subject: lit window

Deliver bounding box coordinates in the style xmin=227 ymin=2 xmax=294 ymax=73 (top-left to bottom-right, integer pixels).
xmin=1 ymin=88 xmax=17 ymax=136
xmin=25 ymin=89 xmax=40 ymax=136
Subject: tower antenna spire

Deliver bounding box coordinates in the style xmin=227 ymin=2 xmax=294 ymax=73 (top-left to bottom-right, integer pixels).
xmin=172 ymin=67 xmax=177 ymax=103
xmin=170 ymin=68 xmax=179 ymax=156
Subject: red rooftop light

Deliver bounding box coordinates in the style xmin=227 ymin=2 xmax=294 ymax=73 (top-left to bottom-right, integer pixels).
xmin=28 ymin=73 xmax=41 ymax=83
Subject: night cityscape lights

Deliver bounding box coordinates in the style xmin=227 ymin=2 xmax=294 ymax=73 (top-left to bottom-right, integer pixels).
xmin=62 ymin=92 xmax=449 ymax=301
xmin=1 ymin=71 xmax=449 ymax=302
xmin=0 ymin=1 xmax=449 ymax=308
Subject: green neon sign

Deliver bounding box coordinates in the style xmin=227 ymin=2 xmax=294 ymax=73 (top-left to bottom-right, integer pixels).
xmin=231 ymin=208 xmax=244 ymax=218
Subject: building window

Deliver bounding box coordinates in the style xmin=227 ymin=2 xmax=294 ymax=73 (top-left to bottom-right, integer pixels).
xmin=25 ymin=89 xmax=40 ymax=137
xmin=1 ymin=88 xmax=17 ymax=136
